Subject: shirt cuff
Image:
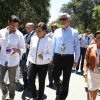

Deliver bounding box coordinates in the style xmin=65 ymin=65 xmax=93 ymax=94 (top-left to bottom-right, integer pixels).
xmin=74 ymin=59 xmax=78 ymax=63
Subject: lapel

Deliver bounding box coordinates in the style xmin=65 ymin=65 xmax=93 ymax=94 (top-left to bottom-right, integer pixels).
xmin=26 ymin=30 xmax=35 ymax=43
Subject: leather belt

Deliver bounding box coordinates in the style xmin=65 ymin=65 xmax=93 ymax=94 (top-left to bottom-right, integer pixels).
xmin=55 ymin=53 xmax=73 ymax=57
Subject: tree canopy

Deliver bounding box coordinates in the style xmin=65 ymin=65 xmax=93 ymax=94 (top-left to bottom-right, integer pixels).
xmin=0 ymin=0 xmax=51 ymax=29
xmin=49 ymin=0 xmax=100 ymax=33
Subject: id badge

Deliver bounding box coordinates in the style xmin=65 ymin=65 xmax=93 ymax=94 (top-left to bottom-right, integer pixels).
xmin=60 ymin=44 xmax=66 ymax=51
xmin=6 ymin=46 xmax=11 ymax=54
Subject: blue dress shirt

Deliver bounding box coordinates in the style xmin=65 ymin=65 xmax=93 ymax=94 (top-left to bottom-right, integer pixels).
xmin=52 ymin=26 xmax=80 ymax=62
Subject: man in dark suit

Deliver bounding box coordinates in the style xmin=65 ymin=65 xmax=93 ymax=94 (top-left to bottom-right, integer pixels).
xmin=20 ymin=22 xmax=36 ymax=90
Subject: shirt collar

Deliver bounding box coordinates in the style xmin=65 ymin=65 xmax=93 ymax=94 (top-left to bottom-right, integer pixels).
xmin=28 ymin=30 xmax=34 ymax=35
xmin=6 ymin=26 xmax=16 ymax=34
xmin=62 ymin=26 xmax=70 ymax=31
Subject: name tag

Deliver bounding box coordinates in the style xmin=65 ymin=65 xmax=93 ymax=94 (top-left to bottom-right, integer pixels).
xmin=6 ymin=46 xmax=11 ymax=54
xmin=60 ymin=44 xmax=66 ymax=51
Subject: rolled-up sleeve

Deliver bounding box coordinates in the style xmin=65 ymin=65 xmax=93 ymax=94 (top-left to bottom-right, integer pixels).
xmin=74 ymin=31 xmax=80 ymax=62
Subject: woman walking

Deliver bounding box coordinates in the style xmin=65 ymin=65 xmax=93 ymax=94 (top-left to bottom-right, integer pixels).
xmin=24 ymin=22 xmax=53 ymax=100
xmin=84 ymin=30 xmax=100 ymax=100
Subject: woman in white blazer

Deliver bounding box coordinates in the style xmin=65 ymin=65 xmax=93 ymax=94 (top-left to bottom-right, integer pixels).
xmin=24 ymin=22 xmax=53 ymax=100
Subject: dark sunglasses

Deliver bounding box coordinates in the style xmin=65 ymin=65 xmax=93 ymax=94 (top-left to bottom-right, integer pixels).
xmin=59 ymin=18 xmax=68 ymax=21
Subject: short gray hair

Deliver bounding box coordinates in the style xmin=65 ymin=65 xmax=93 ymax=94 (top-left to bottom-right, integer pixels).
xmin=59 ymin=13 xmax=71 ymax=20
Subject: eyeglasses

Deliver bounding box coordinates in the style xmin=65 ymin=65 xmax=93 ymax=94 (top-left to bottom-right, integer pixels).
xmin=59 ymin=18 xmax=68 ymax=21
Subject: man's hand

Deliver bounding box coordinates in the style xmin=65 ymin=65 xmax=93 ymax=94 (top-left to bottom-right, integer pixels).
xmin=25 ymin=43 xmax=29 ymax=48
xmin=38 ymin=54 xmax=43 ymax=60
xmin=73 ymin=62 xmax=78 ymax=68
xmin=9 ymin=48 xmax=20 ymax=55
xmin=24 ymin=65 xmax=28 ymax=72
xmin=50 ymin=60 xmax=53 ymax=66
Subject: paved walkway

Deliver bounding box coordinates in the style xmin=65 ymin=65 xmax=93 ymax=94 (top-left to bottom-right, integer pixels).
xmin=0 ymin=68 xmax=100 ymax=100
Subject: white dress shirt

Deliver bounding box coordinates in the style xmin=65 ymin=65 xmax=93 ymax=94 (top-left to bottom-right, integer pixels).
xmin=26 ymin=36 xmax=53 ymax=66
xmin=46 ymin=32 xmax=54 ymax=39
xmin=0 ymin=27 xmax=25 ymax=67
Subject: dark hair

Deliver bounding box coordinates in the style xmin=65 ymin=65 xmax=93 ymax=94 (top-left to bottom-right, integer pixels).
xmin=94 ymin=30 xmax=100 ymax=37
xmin=36 ymin=22 xmax=47 ymax=31
xmin=8 ymin=15 xmax=20 ymax=22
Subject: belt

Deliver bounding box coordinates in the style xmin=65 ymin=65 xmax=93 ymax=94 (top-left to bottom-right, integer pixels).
xmin=81 ymin=47 xmax=87 ymax=49
xmin=55 ymin=53 xmax=73 ymax=57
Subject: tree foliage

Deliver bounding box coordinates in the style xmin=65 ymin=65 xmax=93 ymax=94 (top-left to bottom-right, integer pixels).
xmin=0 ymin=0 xmax=50 ymax=29
xmin=60 ymin=0 xmax=100 ymax=33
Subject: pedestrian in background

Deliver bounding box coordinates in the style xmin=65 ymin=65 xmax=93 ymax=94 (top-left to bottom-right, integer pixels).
xmin=19 ymin=22 xmax=36 ymax=91
xmin=75 ymin=29 xmax=91 ymax=74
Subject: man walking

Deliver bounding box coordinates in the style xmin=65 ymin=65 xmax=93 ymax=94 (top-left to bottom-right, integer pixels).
xmin=20 ymin=22 xmax=35 ymax=91
xmin=52 ymin=13 xmax=80 ymax=100
xmin=75 ymin=29 xmax=91 ymax=74
xmin=0 ymin=15 xmax=25 ymax=100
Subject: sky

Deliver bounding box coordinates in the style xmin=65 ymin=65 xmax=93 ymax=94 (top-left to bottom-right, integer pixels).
xmin=49 ymin=0 xmax=71 ymax=23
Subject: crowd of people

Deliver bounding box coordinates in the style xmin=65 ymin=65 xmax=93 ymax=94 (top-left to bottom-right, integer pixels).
xmin=0 ymin=12 xmax=100 ymax=100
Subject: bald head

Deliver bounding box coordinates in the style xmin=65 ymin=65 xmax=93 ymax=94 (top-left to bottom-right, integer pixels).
xmin=51 ymin=23 xmax=58 ymax=32
xmin=25 ymin=22 xmax=34 ymax=33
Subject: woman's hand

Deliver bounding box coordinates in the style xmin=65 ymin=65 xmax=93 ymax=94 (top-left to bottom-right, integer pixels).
xmin=24 ymin=65 xmax=28 ymax=72
xmin=38 ymin=54 xmax=43 ymax=60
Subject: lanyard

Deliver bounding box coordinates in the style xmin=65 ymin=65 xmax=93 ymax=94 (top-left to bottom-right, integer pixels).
xmin=61 ymin=28 xmax=69 ymax=44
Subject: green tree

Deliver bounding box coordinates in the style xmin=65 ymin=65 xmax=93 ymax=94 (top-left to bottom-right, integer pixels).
xmin=60 ymin=0 xmax=100 ymax=33
xmin=0 ymin=0 xmax=50 ymax=29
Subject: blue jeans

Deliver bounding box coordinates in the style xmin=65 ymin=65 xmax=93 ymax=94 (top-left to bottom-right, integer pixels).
xmin=20 ymin=59 xmax=28 ymax=86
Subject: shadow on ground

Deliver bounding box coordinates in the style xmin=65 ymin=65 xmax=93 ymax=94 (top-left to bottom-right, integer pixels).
xmin=15 ymin=83 xmax=47 ymax=100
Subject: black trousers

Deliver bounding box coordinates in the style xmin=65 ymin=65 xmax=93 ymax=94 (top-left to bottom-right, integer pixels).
xmin=76 ymin=47 xmax=87 ymax=71
xmin=48 ymin=64 xmax=53 ymax=83
xmin=28 ymin=63 xmax=48 ymax=100
xmin=52 ymin=53 xmax=74 ymax=99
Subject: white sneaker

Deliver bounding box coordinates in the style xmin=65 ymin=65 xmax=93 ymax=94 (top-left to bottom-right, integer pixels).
xmin=2 ymin=92 xmax=8 ymax=100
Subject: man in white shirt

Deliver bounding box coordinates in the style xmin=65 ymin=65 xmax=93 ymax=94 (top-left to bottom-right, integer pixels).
xmin=0 ymin=15 xmax=25 ymax=100
xmin=20 ymin=22 xmax=36 ymax=91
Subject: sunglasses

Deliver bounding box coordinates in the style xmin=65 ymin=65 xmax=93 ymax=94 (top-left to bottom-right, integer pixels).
xmin=59 ymin=18 xmax=68 ymax=21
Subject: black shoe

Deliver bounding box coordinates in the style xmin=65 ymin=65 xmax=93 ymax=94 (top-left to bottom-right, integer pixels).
xmin=49 ymin=82 xmax=53 ymax=87
xmin=19 ymin=86 xmax=25 ymax=91
xmin=75 ymin=70 xmax=78 ymax=74
xmin=81 ymin=70 xmax=84 ymax=73
xmin=19 ymin=85 xmax=28 ymax=91
xmin=56 ymin=84 xmax=61 ymax=95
